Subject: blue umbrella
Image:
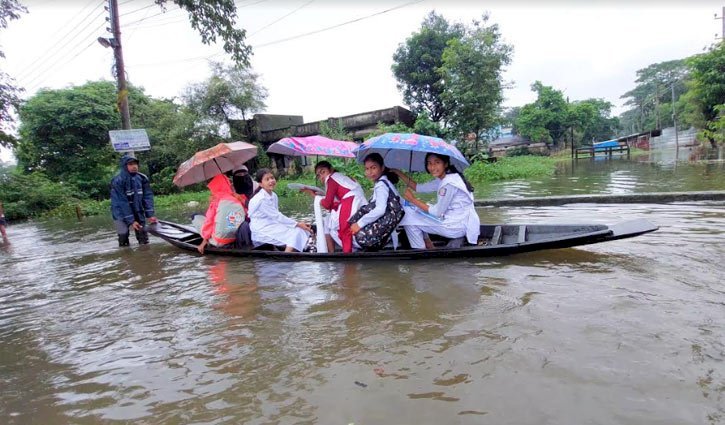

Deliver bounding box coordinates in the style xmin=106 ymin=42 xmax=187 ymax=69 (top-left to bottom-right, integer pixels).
xmin=355 ymin=133 xmax=470 ymax=172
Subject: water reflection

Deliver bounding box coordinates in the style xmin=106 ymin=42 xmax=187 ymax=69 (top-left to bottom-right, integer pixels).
xmin=1 ymin=160 xmax=723 ymax=423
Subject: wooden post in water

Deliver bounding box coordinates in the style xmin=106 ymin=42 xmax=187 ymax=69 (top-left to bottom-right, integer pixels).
xmin=0 ymin=202 xmax=7 ymax=243
xmin=75 ymin=205 xmax=83 ymax=221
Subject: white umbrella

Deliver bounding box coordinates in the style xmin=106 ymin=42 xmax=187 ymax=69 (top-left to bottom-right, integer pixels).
xmin=173 ymin=141 xmax=258 ymax=187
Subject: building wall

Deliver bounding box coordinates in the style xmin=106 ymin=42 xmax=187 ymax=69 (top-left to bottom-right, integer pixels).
xmin=229 ymin=106 xmax=415 ymax=147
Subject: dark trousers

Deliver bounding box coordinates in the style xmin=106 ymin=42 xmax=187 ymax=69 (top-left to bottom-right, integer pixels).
xmin=114 ymin=220 xmax=149 ymax=246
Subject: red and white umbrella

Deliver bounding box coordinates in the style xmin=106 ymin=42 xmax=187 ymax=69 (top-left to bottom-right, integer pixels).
xmin=173 ymin=141 xmax=258 ymax=187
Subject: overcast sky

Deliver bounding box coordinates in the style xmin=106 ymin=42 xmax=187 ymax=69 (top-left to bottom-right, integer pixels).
xmin=1 ymin=0 xmax=723 ymax=161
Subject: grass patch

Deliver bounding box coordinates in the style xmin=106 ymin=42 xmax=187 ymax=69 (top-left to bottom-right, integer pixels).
xmin=464 ymin=155 xmax=558 ymax=182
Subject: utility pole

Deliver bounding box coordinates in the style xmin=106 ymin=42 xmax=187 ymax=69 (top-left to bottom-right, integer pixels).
xmin=99 ymin=0 xmax=133 ymax=155
xmin=716 ymin=7 xmax=725 ymax=40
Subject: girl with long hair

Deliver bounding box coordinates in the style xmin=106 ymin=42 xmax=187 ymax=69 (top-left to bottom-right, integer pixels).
xmin=394 ymin=153 xmax=480 ymax=249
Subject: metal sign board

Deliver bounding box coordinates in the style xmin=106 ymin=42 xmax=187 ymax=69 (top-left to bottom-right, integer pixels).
xmin=109 ymin=129 xmax=151 ymax=152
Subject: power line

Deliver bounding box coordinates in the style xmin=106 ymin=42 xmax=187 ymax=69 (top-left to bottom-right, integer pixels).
xmin=21 ymin=16 xmax=108 ymax=90
xmin=249 ymin=0 xmax=314 ymax=37
xmin=119 ymin=3 xmax=157 ymax=18
xmin=253 ymin=0 xmax=425 ymax=49
xmin=15 ymin=0 xmax=105 ymax=77
xmin=130 ymin=0 xmax=423 ymax=70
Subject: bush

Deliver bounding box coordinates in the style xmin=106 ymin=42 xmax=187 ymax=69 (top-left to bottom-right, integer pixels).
xmin=0 ymin=172 xmax=79 ymax=220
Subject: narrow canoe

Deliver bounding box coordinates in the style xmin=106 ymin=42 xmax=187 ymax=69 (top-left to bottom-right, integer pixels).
xmin=149 ymin=219 xmax=658 ymax=261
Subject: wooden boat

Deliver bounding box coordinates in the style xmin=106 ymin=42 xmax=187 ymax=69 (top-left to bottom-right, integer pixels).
xmin=149 ymin=219 xmax=658 ymax=261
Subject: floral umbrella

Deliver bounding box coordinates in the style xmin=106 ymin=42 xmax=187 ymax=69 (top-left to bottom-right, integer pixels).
xmin=354 ymin=132 xmax=469 ymax=172
xmin=266 ymin=135 xmax=358 ymax=158
xmin=173 ymin=141 xmax=258 ymax=187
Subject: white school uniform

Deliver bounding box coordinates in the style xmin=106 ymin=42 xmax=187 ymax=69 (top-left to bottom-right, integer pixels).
xmin=249 ymin=189 xmax=310 ymax=251
xmin=354 ymin=176 xmax=400 ymax=228
xmin=401 ymin=173 xmax=480 ymax=249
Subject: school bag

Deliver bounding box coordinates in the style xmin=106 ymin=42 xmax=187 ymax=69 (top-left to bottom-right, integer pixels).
xmin=348 ymin=179 xmax=405 ymax=251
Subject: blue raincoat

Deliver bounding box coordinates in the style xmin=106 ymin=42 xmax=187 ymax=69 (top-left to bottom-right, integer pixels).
xmin=110 ymin=155 xmax=155 ymax=226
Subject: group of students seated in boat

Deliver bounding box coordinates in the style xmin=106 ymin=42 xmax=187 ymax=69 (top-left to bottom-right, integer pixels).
xmin=195 ymin=152 xmax=479 ymax=254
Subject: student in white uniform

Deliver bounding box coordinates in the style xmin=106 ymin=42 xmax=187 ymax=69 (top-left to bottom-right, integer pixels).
xmin=394 ymin=153 xmax=480 ymax=249
xmin=350 ymin=153 xmax=401 ymax=238
xmin=248 ymin=168 xmax=312 ymax=252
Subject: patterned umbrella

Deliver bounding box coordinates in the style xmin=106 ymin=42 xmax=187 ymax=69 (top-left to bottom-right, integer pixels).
xmin=355 ymin=133 xmax=469 ymax=172
xmin=173 ymin=141 xmax=258 ymax=187
xmin=267 ymin=135 xmax=358 ymax=158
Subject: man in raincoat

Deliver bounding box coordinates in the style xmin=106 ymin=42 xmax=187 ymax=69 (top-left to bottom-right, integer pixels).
xmin=110 ymin=154 xmax=157 ymax=246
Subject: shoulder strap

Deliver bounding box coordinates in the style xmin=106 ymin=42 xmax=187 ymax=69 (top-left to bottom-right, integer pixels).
xmin=380 ymin=179 xmax=396 ymax=196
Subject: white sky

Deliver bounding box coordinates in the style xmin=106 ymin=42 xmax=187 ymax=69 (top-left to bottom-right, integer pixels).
xmin=1 ymin=0 xmax=723 ymax=161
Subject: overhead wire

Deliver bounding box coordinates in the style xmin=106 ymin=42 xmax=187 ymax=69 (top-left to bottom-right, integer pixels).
xmin=133 ymin=0 xmax=421 ymax=68
xmin=15 ymin=0 xmax=105 ymax=78
xmin=248 ymin=0 xmax=314 ymax=37
xmin=254 ymin=0 xmax=425 ymax=49
xmin=19 ymin=12 xmax=109 ymax=91
xmin=22 ymin=20 xmax=109 ymax=93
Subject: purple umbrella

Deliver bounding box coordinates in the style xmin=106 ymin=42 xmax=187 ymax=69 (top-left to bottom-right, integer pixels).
xmin=267 ymin=135 xmax=358 ymax=158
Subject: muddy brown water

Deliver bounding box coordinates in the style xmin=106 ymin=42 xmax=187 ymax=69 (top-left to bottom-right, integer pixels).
xmin=1 ymin=151 xmax=723 ymax=424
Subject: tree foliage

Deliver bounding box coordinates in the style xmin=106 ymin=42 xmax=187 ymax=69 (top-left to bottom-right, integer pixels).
xmin=183 ymin=61 xmax=267 ymax=138
xmin=439 ymin=14 xmax=512 ymax=144
xmin=157 ymin=0 xmax=252 ymax=66
xmin=0 ymin=0 xmax=27 ymax=148
xmin=0 ymin=170 xmax=75 ymax=220
xmin=569 ymin=98 xmax=618 ymax=145
xmin=515 ymin=82 xmax=570 ymax=145
xmin=685 ymin=42 xmax=725 ymax=145
xmin=391 ymin=11 xmax=464 ymax=122
xmin=16 ymin=81 xmax=121 ymax=199
xmin=618 ymin=59 xmax=689 ymax=133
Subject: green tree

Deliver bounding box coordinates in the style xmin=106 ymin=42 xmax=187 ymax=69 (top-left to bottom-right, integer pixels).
xmin=685 ymin=42 xmax=725 ymax=147
xmin=570 ymin=98 xmax=618 ymax=146
xmin=182 ymin=61 xmax=267 ymax=140
xmin=14 ymin=81 xmax=172 ymax=199
xmin=0 ymin=0 xmax=27 ymax=148
xmin=391 ymin=11 xmax=464 ymax=122
xmin=439 ymin=13 xmax=512 ymax=149
xmin=515 ymin=82 xmax=570 ymax=146
xmin=619 ymin=59 xmax=688 ymax=133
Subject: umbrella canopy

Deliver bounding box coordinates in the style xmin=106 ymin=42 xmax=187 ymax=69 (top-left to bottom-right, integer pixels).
xmin=355 ymin=132 xmax=470 ymax=172
xmin=173 ymin=141 xmax=258 ymax=187
xmin=267 ymin=135 xmax=358 ymax=158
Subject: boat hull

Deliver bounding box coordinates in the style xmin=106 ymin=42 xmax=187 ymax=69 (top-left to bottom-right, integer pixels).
xmin=149 ymin=219 xmax=658 ymax=261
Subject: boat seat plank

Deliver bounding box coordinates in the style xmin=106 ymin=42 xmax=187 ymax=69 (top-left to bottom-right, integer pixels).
xmin=518 ymin=225 xmax=527 ymax=244
xmin=445 ymin=237 xmax=466 ymax=248
xmin=491 ymin=226 xmax=502 ymax=245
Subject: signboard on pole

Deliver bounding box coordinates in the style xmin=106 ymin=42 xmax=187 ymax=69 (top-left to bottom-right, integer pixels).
xmin=109 ymin=129 xmax=151 ymax=152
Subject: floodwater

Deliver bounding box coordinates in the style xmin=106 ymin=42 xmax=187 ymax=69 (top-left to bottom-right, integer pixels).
xmin=1 ymin=150 xmax=724 ymax=424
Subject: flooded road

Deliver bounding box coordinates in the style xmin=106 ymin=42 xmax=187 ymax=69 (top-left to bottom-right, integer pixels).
xmin=1 ymin=156 xmax=723 ymax=424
